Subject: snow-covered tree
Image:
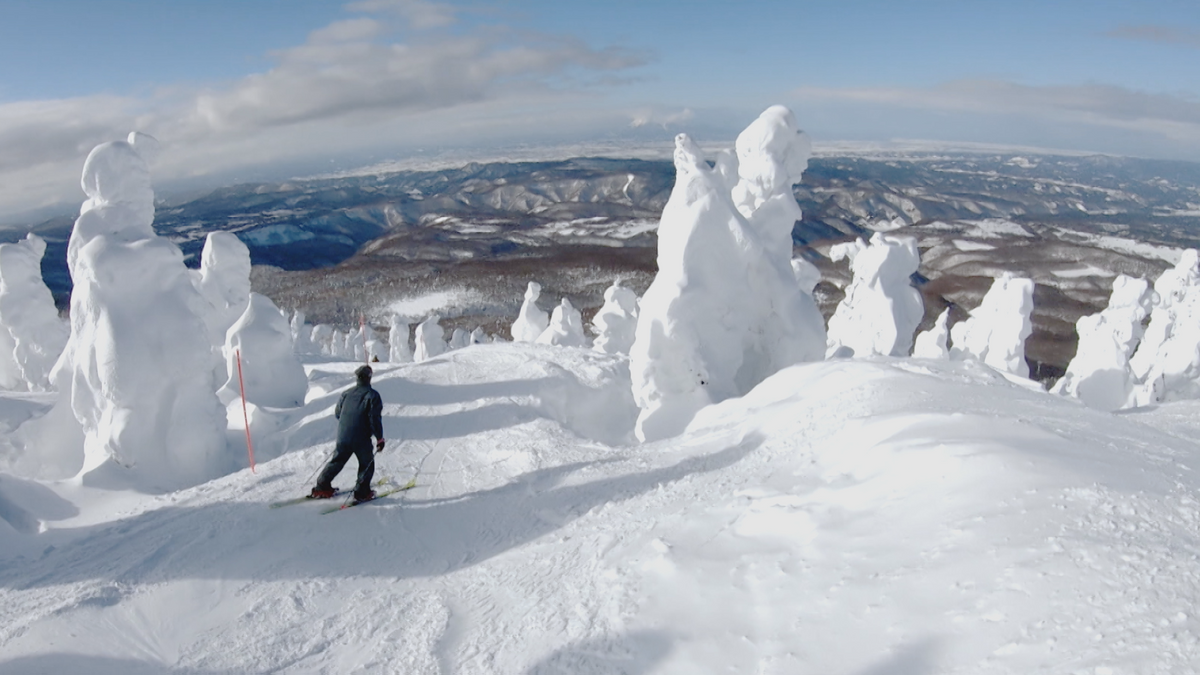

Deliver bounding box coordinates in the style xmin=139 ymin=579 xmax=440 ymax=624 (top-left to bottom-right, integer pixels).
xmin=1052 ymin=275 xmax=1153 ymax=411
xmin=511 ymin=281 xmax=549 ymax=343
xmin=289 ymin=309 xmax=314 ymax=355
xmin=46 ymin=138 xmax=229 ymax=488
xmin=311 ymin=324 xmax=334 ymax=356
xmin=449 ymin=328 xmax=471 ymax=350
xmin=0 ymin=234 xmax=69 ymax=391
xmin=1128 ymin=250 xmax=1200 ymax=405
xmin=538 ymin=298 xmax=587 ymax=347
xmin=913 ymin=309 xmax=951 ymax=359
xmin=415 ymin=315 xmax=446 ymax=361
xmin=388 ymin=316 xmax=412 ymax=363
xmin=950 ymin=273 xmax=1035 ymax=378
xmin=592 ymin=281 xmax=639 ymax=355
xmin=629 ymin=106 xmax=826 ymax=442
xmin=825 ymin=233 xmax=923 ymax=358
xmin=194 ymin=232 xmax=252 ymax=351
xmin=217 ymin=293 xmax=308 ymax=408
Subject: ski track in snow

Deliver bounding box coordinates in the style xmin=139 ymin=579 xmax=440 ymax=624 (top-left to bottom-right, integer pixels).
xmin=3 ymin=347 xmax=1200 ymax=672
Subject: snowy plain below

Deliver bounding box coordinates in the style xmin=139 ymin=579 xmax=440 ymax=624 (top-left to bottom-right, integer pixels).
xmin=3 ymin=342 xmax=1200 ymax=674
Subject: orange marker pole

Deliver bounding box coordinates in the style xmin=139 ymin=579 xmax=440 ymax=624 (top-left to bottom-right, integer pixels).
xmin=235 ymin=348 xmax=256 ymax=473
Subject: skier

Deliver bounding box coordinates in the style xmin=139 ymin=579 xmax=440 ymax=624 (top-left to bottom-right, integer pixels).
xmin=310 ymin=365 xmax=386 ymax=502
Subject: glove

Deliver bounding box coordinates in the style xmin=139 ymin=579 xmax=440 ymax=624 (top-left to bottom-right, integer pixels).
xmin=376 ymin=439 xmax=386 ymax=453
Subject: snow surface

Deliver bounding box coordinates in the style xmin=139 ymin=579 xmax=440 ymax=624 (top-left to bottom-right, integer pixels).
xmin=5 ymin=346 xmax=1200 ymax=672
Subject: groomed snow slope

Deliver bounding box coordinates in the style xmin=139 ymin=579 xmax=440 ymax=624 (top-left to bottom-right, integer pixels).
xmin=3 ymin=343 xmax=1200 ymax=673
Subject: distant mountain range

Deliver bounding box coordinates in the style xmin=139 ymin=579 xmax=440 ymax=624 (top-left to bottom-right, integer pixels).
xmin=12 ymin=151 xmax=1200 ymax=381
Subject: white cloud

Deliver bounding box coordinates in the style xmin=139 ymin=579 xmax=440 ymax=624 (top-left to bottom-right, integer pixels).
xmin=629 ymin=107 xmax=694 ymax=129
xmin=0 ymin=1 xmax=645 ymax=220
xmin=794 ymin=80 xmax=1200 ymax=146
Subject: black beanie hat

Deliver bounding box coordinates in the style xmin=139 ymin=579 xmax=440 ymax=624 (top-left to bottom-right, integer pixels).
xmin=355 ymin=365 xmax=373 ymax=384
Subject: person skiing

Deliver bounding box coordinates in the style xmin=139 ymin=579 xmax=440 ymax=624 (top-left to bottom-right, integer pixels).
xmin=310 ymin=364 xmax=386 ymax=502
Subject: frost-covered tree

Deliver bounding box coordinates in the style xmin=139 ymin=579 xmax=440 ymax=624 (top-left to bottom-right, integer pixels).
xmin=1052 ymin=275 xmax=1153 ymax=411
xmin=415 ymin=315 xmax=446 ymax=361
xmin=629 ymin=106 xmax=826 ymax=442
xmin=592 ymin=281 xmax=639 ymax=355
xmin=289 ymin=309 xmax=314 ymax=355
xmin=950 ymin=273 xmax=1035 ymax=378
xmin=825 ymin=233 xmax=923 ymax=358
xmin=913 ymin=309 xmax=951 ymax=359
xmin=46 ymin=138 xmax=229 ymax=488
xmin=538 ymin=298 xmax=587 ymax=347
xmin=217 ymin=293 xmax=308 ymax=408
xmin=1128 ymin=251 xmax=1200 ymax=405
xmin=388 ymin=316 xmax=412 ymax=363
xmin=0 ymin=234 xmax=69 ymax=391
xmin=194 ymin=232 xmax=251 ymax=349
xmin=449 ymin=328 xmax=471 ymax=350
xmin=311 ymin=324 xmax=334 ymax=356
xmin=511 ymin=281 xmax=549 ymax=343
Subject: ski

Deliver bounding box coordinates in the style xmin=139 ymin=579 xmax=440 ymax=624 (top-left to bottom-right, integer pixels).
xmin=269 ymin=476 xmax=391 ymax=509
xmin=321 ymin=478 xmax=417 ymax=514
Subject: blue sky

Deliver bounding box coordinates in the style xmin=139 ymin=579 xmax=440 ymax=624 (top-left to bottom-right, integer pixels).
xmin=0 ymin=0 xmax=1198 ymax=220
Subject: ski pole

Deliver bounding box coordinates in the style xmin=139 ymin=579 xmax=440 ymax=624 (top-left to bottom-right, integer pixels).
xmin=335 ymin=441 xmax=384 ymax=509
xmin=300 ymin=446 xmax=338 ymax=489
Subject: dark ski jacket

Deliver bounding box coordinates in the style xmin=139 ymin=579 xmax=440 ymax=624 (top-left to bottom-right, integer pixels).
xmin=335 ymin=384 xmax=384 ymax=447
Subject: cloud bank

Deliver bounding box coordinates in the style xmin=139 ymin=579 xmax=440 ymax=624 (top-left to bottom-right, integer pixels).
xmin=0 ymin=0 xmax=645 ymax=221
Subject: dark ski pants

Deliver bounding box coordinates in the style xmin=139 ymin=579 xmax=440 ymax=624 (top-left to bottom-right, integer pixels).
xmin=315 ymin=441 xmax=375 ymax=497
